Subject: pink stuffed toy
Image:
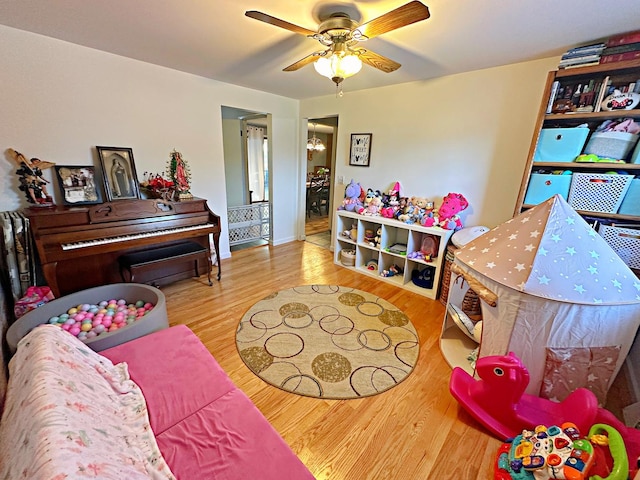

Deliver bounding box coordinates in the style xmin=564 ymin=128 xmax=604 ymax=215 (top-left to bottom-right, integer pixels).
xmin=423 ymin=193 xmax=468 ymax=230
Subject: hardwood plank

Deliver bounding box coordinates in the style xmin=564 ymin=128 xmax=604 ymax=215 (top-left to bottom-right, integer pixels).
xmin=160 ymin=240 xmax=630 ymax=480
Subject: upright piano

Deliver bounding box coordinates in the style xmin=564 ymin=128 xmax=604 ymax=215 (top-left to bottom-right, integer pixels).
xmin=25 ymin=197 xmax=221 ymax=297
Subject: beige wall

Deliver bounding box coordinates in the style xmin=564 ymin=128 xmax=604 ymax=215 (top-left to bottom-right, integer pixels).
xmin=1 ymin=23 xmax=562 ymax=249
xmin=301 ymin=57 xmax=559 ymax=229
xmin=0 ymin=24 xmax=300 ymax=256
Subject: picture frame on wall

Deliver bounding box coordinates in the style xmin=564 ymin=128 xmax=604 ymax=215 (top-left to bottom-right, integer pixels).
xmin=349 ymin=133 xmax=372 ymax=167
xmin=54 ymin=165 xmax=103 ymax=205
xmin=96 ymin=146 xmax=140 ymax=201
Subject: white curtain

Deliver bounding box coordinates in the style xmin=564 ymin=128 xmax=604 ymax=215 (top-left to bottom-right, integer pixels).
xmin=247 ymin=126 xmax=265 ymax=202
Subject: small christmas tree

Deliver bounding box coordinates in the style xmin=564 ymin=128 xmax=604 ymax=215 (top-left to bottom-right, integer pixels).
xmin=167 ymin=149 xmax=192 ymax=199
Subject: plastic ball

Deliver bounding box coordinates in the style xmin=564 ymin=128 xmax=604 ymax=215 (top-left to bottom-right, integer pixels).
xmin=67 ymin=307 xmax=78 ymax=315
xmin=48 ymin=316 xmax=59 ymax=324
xmin=69 ymin=326 xmax=80 ymax=336
xmin=117 ymin=299 xmax=126 ymax=306
xmin=144 ymin=303 xmax=153 ymax=310
xmin=61 ymin=324 xmax=71 ymax=331
xmin=102 ymin=318 xmax=112 ymax=328
xmin=86 ymin=331 xmax=97 ymax=338
xmin=135 ymin=300 xmax=144 ymax=308
xmin=80 ymin=323 xmax=92 ymax=332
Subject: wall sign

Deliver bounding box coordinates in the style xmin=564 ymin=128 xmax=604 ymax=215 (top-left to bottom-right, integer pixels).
xmin=349 ymin=133 xmax=372 ymax=167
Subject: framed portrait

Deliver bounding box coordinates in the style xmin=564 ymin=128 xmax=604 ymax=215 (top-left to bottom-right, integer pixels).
xmin=54 ymin=165 xmax=103 ymax=205
xmin=349 ymin=133 xmax=372 ymax=167
xmin=96 ymin=146 xmax=140 ymax=201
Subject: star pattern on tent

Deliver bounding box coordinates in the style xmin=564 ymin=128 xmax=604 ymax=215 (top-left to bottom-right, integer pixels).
xmin=454 ymin=196 xmax=640 ymax=305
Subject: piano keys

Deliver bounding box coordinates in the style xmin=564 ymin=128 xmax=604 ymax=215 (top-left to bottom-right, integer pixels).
xmin=24 ymin=197 xmax=221 ymax=297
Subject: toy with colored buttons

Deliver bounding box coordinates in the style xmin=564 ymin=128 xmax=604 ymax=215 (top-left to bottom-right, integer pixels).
xmin=47 ymin=298 xmax=154 ymax=342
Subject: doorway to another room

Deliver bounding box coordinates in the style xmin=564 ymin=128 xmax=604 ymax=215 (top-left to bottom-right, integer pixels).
xmin=305 ymin=116 xmax=337 ymax=250
xmin=221 ymin=106 xmax=271 ymax=252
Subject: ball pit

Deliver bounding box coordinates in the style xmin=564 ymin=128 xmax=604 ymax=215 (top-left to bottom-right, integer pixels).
xmin=46 ymin=298 xmax=156 ymax=342
xmin=7 ymin=283 xmax=168 ymax=352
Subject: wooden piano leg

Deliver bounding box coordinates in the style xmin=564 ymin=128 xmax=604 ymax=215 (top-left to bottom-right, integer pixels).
xmin=43 ymin=262 xmax=61 ymax=298
xmin=212 ymin=232 xmax=221 ymax=281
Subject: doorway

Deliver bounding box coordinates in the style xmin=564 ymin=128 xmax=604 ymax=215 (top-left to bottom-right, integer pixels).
xmin=305 ymin=116 xmax=338 ymax=249
xmin=221 ymin=106 xmax=272 ymax=251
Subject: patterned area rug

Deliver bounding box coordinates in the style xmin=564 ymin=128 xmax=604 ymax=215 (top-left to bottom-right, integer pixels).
xmin=236 ymin=285 xmax=419 ymax=399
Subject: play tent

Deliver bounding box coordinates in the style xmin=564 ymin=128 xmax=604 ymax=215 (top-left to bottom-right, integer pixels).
xmin=453 ymin=195 xmax=640 ymax=404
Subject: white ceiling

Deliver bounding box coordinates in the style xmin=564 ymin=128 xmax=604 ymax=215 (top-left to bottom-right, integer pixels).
xmin=1 ymin=0 xmax=638 ymax=100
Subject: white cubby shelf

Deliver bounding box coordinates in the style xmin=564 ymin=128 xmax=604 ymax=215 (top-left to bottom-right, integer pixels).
xmin=334 ymin=210 xmax=453 ymax=299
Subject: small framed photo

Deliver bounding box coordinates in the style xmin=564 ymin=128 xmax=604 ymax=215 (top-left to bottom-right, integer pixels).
xmin=96 ymin=146 xmax=140 ymax=201
xmin=54 ymin=165 xmax=103 ymax=205
xmin=349 ymin=133 xmax=372 ymax=167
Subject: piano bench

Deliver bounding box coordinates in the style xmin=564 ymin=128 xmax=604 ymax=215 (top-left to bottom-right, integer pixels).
xmin=119 ymin=241 xmax=213 ymax=286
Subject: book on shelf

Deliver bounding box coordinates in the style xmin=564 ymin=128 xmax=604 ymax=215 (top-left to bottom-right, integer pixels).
xmin=558 ymin=55 xmax=602 ymax=68
xmin=600 ymin=50 xmax=640 ymax=64
xmin=593 ymin=76 xmax=610 ymax=113
xmin=606 ymin=30 xmax=640 ymax=47
xmin=546 ymin=81 xmax=561 ymax=114
xmin=601 ymin=42 xmax=640 ymax=55
xmin=561 ymin=61 xmax=601 ymax=70
xmin=561 ymin=47 xmax=605 ymax=59
xmin=563 ymin=43 xmax=605 ymax=55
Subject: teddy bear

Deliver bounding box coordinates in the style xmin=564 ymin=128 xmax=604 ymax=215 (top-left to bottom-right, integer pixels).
xmin=338 ymin=179 xmax=365 ymax=212
xmin=398 ymin=196 xmax=431 ymax=224
xmin=423 ymin=193 xmax=468 ymax=230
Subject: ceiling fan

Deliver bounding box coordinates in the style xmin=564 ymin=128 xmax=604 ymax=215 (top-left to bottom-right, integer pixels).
xmin=245 ymin=1 xmax=430 ymax=91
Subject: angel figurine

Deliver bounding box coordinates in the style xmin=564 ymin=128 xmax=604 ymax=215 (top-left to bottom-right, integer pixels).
xmin=9 ymin=148 xmax=55 ymax=206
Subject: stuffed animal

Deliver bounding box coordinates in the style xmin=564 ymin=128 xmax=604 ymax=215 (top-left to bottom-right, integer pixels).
xmin=398 ymin=196 xmax=431 ymax=224
xmin=424 ymin=193 xmax=469 ymax=230
xmin=361 ymin=195 xmax=382 ymax=216
xmin=374 ymin=227 xmax=382 ymax=248
xmin=338 ymin=179 xmax=365 ymax=212
xmin=380 ymin=182 xmax=401 ymax=218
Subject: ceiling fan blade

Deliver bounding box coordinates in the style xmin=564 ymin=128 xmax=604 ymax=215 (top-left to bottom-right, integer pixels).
xmin=357 ymin=49 xmax=401 ymax=73
xmin=355 ymin=1 xmax=430 ymax=40
xmin=245 ymin=11 xmax=317 ymax=36
xmin=283 ymin=51 xmax=326 ymax=72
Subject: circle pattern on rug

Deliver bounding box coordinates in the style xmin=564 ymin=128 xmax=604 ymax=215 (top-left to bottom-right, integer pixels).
xmin=236 ymin=285 xmax=419 ymax=399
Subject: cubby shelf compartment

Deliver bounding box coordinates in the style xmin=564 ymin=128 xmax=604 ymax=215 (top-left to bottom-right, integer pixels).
xmin=334 ymin=210 xmax=453 ymax=299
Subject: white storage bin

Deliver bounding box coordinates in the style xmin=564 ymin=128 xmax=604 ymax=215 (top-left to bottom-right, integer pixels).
xmin=568 ymin=173 xmax=634 ymax=213
xmin=598 ymin=225 xmax=640 ymax=269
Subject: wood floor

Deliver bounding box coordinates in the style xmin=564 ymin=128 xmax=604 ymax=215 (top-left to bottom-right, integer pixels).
xmin=163 ymin=241 xmax=498 ymax=478
xmin=160 ymin=241 xmax=631 ymax=480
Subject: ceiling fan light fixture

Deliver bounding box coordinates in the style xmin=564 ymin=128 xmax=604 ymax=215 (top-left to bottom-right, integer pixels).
xmin=313 ymin=52 xmax=362 ymax=86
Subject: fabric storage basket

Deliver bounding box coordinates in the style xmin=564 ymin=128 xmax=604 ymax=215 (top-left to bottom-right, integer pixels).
xmin=533 ymin=127 xmax=590 ymax=162
xmin=523 ymin=173 xmax=572 ymax=205
xmin=598 ymin=225 xmax=640 ymax=269
xmin=340 ymin=249 xmax=355 ymax=266
xmin=618 ymin=178 xmax=640 ymax=215
xmin=583 ymin=131 xmax=639 ymax=161
xmin=568 ymin=173 xmax=634 ymax=213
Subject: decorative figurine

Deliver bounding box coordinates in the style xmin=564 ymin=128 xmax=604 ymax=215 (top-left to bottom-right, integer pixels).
xmin=8 ymin=148 xmax=55 ymax=206
xmin=168 ymin=149 xmax=193 ymax=200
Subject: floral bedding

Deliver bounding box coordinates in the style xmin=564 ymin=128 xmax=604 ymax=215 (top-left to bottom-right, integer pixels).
xmin=0 ymin=324 xmax=175 ymax=479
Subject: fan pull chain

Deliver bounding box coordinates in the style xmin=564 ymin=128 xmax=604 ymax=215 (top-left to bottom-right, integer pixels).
xmin=336 ymin=84 xmax=344 ymax=98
